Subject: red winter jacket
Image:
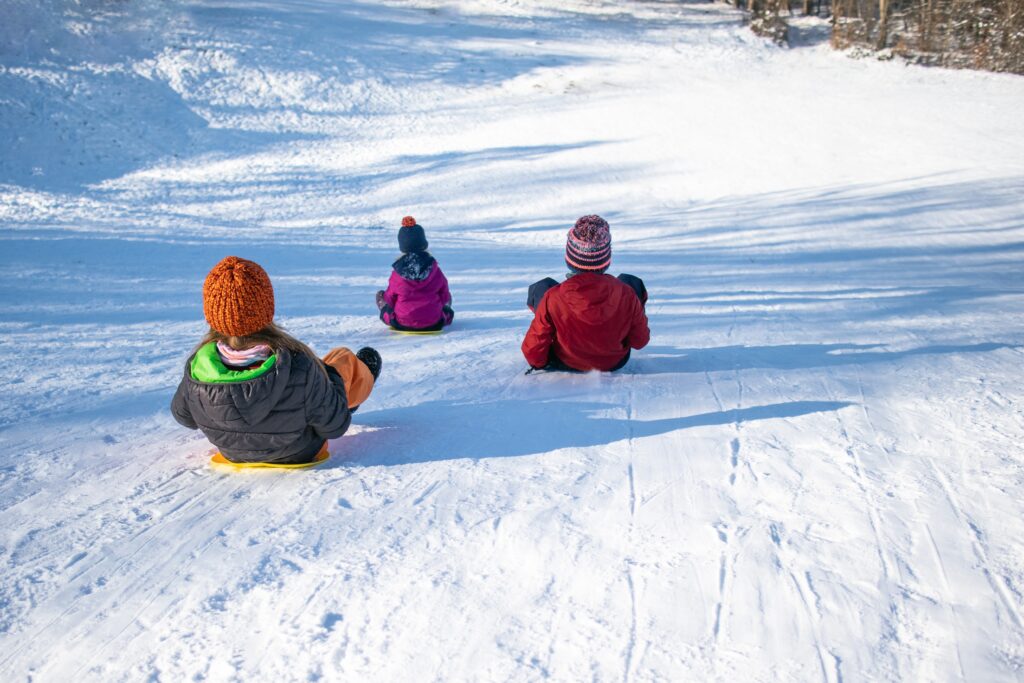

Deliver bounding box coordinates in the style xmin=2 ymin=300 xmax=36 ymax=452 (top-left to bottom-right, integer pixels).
xmin=522 ymin=273 xmax=650 ymax=371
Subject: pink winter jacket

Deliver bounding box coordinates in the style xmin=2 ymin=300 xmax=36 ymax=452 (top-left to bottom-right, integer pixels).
xmin=379 ymin=253 xmax=454 ymax=330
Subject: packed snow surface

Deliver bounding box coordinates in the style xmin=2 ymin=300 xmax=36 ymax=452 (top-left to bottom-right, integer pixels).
xmin=2 ymin=0 xmax=1024 ymax=680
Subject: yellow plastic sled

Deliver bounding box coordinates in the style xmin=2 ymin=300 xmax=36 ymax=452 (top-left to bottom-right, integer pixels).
xmin=210 ymin=447 xmax=330 ymax=470
xmin=389 ymin=327 xmax=443 ymax=336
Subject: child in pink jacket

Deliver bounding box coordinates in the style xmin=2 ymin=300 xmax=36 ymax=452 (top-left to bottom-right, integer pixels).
xmin=376 ymin=216 xmax=454 ymax=331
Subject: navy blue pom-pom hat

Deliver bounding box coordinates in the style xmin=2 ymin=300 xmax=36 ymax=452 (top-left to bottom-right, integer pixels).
xmin=398 ymin=215 xmax=429 ymax=253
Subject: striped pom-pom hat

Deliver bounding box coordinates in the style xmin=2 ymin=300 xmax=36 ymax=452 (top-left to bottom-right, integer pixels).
xmin=565 ymin=214 xmax=612 ymax=273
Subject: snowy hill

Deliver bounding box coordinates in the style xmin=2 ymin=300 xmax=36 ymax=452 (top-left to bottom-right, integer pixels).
xmin=2 ymin=0 xmax=1024 ymax=680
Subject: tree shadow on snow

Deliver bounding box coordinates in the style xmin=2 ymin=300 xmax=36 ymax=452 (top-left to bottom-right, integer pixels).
xmin=2 ymin=0 xmax=618 ymax=191
xmin=331 ymin=399 xmax=851 ymax=466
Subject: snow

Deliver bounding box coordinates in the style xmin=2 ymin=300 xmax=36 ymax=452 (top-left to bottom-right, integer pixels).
xmin=2 ymin=0 xmax=1024 ymax=680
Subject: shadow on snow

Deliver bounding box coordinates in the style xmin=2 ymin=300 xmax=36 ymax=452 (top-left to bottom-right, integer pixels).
xmin=336 ymin=399 xmax=853 ymax=466
xmin=631 ymin=342 xmax=1017 ymax=374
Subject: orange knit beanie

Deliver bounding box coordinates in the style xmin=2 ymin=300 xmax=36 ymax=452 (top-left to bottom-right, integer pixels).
xmin=202 ymin=256 xmax=275 ymax=337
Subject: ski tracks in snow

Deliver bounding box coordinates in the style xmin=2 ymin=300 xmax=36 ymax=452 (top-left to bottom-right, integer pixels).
xmin=811 ymin=352 xmax=1024 ymax=680
xmin=621 ymin=372 xmax=640 ymax=683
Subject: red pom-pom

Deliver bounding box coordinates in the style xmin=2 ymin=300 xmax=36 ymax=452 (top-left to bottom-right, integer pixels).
xmin=402 ymin=216 xmax=416 ymax=227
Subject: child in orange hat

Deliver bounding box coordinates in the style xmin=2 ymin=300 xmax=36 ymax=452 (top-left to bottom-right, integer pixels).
xmin=171 ymin=256 xmax=381 ymax=464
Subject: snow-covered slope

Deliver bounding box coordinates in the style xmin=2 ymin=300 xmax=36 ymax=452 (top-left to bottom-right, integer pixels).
xmin=2 ymin=1 xmax=1024 ymax=680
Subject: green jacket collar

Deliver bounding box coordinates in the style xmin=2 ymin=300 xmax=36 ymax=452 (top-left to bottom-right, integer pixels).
xmin=190 ymin=342 xmax=277 ymax=383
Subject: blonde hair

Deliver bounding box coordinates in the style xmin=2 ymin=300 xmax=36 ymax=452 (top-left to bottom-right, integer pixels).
xmin=196 ymin=321 xmax=328 ymax=378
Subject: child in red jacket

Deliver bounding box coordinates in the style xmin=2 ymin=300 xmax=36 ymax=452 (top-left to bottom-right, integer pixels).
xmin=522 ymin=215 xmax=649 ymax=372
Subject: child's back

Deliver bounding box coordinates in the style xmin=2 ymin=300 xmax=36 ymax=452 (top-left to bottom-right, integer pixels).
xmin=173 ymin=341 xmax=349 ymax=463
xmin=523 ymin=271 xmax=648 ymax=372
xmin=377 ymin=216 xmax=454 ymax=331
xmin=385 ymin=251 xmax=451 ymax=329
xmin=521 ymin=215 xmax=649 ymax=372
xmin=171 ymin=256 xmax=381 ymax=465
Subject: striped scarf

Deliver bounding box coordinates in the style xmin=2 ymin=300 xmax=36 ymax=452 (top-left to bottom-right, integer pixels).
xmin=216 ymin=341 xmax=273 ymax=368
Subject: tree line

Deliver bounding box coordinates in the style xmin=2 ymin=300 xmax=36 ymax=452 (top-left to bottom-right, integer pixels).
xmin=721 ymin=0 xmax=1024 ymax=74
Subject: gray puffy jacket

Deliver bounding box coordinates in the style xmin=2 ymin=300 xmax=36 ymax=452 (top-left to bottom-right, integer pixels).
xmin=171 ymin=346 xmax=351 ymax=464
